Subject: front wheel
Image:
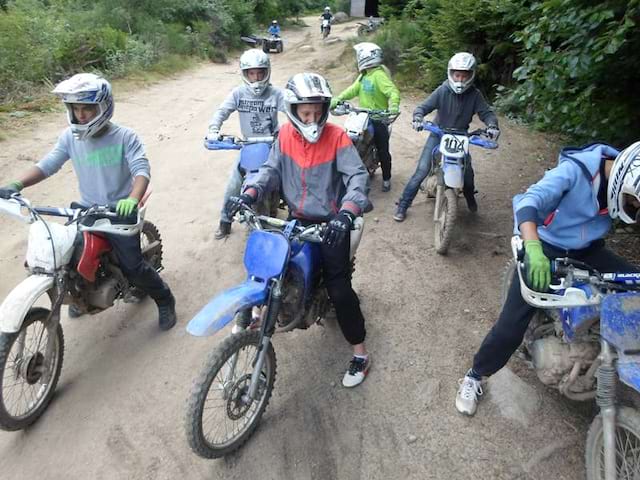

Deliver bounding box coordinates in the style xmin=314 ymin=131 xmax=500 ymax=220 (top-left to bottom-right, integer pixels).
xmin=585 ymin=406 xmax=640 ymax=479
xmin=0 ymin=307 xmax=64 ymax=431
xmin=185 ymin=330 xmax=277 ymax=458
xmin=434 ymin=187 xmax=458 ymax=255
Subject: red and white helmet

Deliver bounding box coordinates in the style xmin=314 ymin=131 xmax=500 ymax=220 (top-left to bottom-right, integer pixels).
xmin=52 ymin=73 xmax=114 ymax=140
xmin=239 ymin=49 xmax=271 ymax=96
xmin=354 ymin=42 xmax=383 ymax=72
xmin=607 ymin=141 xmax=640 ymax=224
xmin=447 ymin=52 xmax=476 ymax=94
xmin=283 ymin=73 xmax=332 ymax=143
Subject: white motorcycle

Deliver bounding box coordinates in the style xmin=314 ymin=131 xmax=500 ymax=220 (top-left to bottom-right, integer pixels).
xmin=0 ymin=194 xmax=162 ymax=430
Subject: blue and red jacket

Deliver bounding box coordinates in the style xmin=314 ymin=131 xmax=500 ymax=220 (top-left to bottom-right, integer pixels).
xmin=246 ymin=122 xmax=369 ymax=221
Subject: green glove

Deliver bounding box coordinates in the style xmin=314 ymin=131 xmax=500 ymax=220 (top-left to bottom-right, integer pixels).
xmin=330 ymin=98 xmax=339 ymax=109
xmin=524 ymin=239 xmax=551 ymax=292
xmin=116 ymin=197 xmax=139 ymax=217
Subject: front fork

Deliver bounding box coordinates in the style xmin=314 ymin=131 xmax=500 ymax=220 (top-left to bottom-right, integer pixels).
xmin=247 ymin=278 xmax=282 ymax=401
xmin=597 ymin=340 xmax=618 ymax=480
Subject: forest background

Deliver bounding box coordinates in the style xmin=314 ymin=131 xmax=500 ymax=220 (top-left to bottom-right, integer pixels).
xmin=0 ymin=0 xmax=638 ymax=145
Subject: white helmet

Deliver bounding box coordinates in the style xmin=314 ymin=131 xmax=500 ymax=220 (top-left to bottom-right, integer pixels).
xmin=52 ymin=73 xmax=114 ymax=140
xmin=239 ymin=49 xmax=271 ymax=96
xmin=284 ymin=73 xmax=332 ymax=144
xmin=324 ymin=6 xmax=331 ymax=12
xmin=447 ymin=52 xmax=476 ymax=94
xmin=607 ymin=141 xmax=640 ymax=224
xmin=354 ymin=42 xmax=383 ymax=72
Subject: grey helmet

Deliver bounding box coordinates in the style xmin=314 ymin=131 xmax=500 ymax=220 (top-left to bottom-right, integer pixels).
xmin=608 ymin=141 xmax=640 ymax=224
xmin=239 ymin=49 xmax=271 ymax=96
xmin=354 ymin=42 xmax=383 ymax=72
xmin=447 ymin=52 xmax=476 ymax=94
xmin=284 ymin=73 xmax=332 ymax=143
xmin=52 ymin=73 xmax=114 ymax=140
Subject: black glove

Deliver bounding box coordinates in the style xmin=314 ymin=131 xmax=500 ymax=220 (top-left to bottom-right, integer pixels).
xmin=486 ymin=125 xmax=500 ymax=141
xmin=0 ymin=182 xmax=22 ymax=200
xmin=225 ymin=193 xmax=256 ymax=219
xmin=323 ymin=211 xmax=355 ymax=248
xmin=412 ymin=116 xmax=424 ymax=132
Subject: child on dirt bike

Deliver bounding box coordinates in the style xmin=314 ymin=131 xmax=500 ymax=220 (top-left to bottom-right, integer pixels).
xmin=268 ymin=20 xmax=281 ymax=37
xmin=454 ymin=141 xmax=640 ymax=416
xmin=0 ymin=73 xmax=177 ymax=330
xmin=320 ymin=6 xmax=334 ymax=34
xmin=393 ymin=52 xmax=500 ymax=221
xmin=206 ymin=48 xmax=285 ymax=240
xmin=226 ymin=72 xmax=372 ymax=387
xmin=331 ymin=42 xmax=401 ymax=192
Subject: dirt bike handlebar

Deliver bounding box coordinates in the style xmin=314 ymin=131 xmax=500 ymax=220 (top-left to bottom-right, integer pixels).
xmin=237 ymin=205 xmax=325 ymax=243
xmin=422 ymin=121 xmax=498 ymax=149
xmin=204 ymin=135 xmax=275 ymax=151
xmin=331 ymin=101 xmax=400 ymax=124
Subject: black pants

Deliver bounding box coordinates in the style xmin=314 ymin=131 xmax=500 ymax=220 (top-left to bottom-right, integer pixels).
xmin=105 ymin=232 xmax=173 ymax=306
xmin=371 ymin=120 xmax=392 ymax=181
xmin=472 ymin=241 xmax=636 ymax=377
xmin=320 ymin=230 xmax=367 ymax=345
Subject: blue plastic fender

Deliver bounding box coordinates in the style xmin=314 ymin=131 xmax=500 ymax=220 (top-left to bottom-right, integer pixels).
xmin=239 ymin=143 xmax=271 ymax=173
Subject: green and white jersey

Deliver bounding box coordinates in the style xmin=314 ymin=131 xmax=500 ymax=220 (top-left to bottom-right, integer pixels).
xmin=37 ymin=123 xmax=150 ymax=206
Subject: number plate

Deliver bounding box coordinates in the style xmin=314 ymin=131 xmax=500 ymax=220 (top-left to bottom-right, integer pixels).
xmin=439 ymin=134 xmax=469 ymax=159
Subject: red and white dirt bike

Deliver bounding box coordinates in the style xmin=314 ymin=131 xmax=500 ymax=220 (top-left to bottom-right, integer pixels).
xmin=0 ymin=194 xmax=162 ymax=430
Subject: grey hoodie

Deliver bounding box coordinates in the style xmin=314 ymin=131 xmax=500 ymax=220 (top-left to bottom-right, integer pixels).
xmin=208 ymin=84 xmax=286 ymax=138
xmin=413 ymin=81 xmax=498 ymax=130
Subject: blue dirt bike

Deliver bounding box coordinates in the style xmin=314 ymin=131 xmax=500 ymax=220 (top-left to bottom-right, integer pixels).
xmin=509 ymin=236 xmax=640 ymax=480
xmin=204 ymin=135 xmax=279 ymax=216
xmin=184 ymin=206 xmax=364 ymax=458
xmin=420 ymin=121 xmax=498 ymax=255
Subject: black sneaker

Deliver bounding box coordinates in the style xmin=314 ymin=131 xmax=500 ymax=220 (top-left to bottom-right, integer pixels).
xmin=214 ymin=221 xmax=231 ymax=240
xmin=393 ymin=205 xmax=407 ymax=222
xmin=68 ymin=304 xmax=84 ymax=318
xmin=157 ymin=295 xmax=177 ymax=331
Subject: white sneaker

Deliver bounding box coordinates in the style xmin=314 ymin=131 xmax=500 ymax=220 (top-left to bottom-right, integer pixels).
xmin=456 ymin=375 xmax=483 ymax=416
xmin=342 ymin=356 xmax=370 ymax=388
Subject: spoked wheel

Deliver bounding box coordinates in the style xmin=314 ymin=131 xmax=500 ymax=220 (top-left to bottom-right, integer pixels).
xmin=433 ymin=187 xmax=458 ymax=255
xmin=185 ymin=330 xmax=276 ymax=458
xmin=141 ymin=220 xmax=163 ymax=270
xmin=586 ymin=407 xmax=640 ymax=479
xmin=0 ymin=307 xmax=64 ymax=431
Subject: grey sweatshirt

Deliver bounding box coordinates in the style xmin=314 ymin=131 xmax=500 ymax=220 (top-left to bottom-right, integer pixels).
xmin=37 ymin=123 xmax=149 ymax=206
xmin=208 ymin=84 xmax=286 ymax=138
xmin=413 ymin=81 xmax=498 ymax=130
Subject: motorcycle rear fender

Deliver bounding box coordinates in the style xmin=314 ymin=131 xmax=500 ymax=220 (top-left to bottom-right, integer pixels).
xmin=186 ymin=281 xmax=269 ymax=336
xmin=0 ymin=275 xmax=54 ymax=333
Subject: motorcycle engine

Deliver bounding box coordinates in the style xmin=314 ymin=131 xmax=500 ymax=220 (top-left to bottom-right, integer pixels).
xmin=530 ymin=336 xmax=599 ymax=386
xmin=85 ymin=271 xmax=122 ymax=310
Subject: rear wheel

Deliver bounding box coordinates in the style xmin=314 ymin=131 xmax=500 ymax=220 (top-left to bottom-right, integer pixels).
xmin=185 ymin=330 xmax=276 ymax=458
xmin=434 ymin=187 xmax=457 ymax=255
xmin=586 ymin=407 xmax=640 ymax=480
xmin=0 ymin=307 xmax=64 ymax=431
xmin=141 ymin=220 xmax=163 ymax=270
xmin=276 ymin=42 xmax=283 ymax=53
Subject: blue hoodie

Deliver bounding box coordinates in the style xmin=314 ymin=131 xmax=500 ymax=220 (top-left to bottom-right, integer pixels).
xmin=514 ymin=143 xmax=620 ymax=250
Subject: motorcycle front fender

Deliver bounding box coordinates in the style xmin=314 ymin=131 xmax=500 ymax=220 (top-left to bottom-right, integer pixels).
xmin=186 ymin=280 xmax=269 ymax=337
xmin=0 ymin=275 xmax=55 ymax=333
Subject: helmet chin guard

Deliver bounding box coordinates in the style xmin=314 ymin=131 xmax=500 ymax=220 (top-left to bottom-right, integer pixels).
xmin=284 ymin=73 xmax=332 ymax=143
xmin=447 ymin=52 xmax=476 ymax=94
xmin=608 ymin=141 xmax=640 ymax=224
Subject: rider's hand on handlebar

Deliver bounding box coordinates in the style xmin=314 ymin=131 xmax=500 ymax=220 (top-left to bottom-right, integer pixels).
xmin=116 ymin=197 xmax=139 ymax=217
xmin=205 ymin=127 xmax=221 ymax=142
xmin=412 ymin=117 xmax=424 ymax=132
xmin=0 ymin=181 xmax=23 ymax=199
xmin=486 ymin=125 xmax=500 ymax=141
xmin=389 ymin=106 xmax=400 ymax=115
xmin=225 ymin=191 xmax=256 ymax=219
xmin=323 ymin=210 xmax=354 ymax=248
xmin=524 ymin=240 xmax=551 ymax=292
xmin=330 ymin=98 xmax=340 ymax=110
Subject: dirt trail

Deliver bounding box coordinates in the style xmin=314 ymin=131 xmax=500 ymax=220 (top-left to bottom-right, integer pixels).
xmin=0 ymin=17 xmax=591 ymax=480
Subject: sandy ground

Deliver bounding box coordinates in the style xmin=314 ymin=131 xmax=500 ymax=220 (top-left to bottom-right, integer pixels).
xmin=0 ymin=17 xmax=602 ymax=480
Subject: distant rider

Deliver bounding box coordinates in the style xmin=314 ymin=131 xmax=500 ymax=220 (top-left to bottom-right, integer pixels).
xmin=268 ymin=20 xmax=281 ymax=37
xmin=320 ymin=6 xmax=334 ymax=34
xmin=393 ymin=52 xmax=500 ymax=221
xmin=205 ymin=49 xmax=285 ymax=240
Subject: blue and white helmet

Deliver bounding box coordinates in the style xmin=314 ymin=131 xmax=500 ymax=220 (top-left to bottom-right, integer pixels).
xmin=52 ymin=73 xmax=114 ymax=140
xmin=284 ymin=73 xmax=332 ymax=143
xmin=608 ymin=141 xmax=640 ymax=224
